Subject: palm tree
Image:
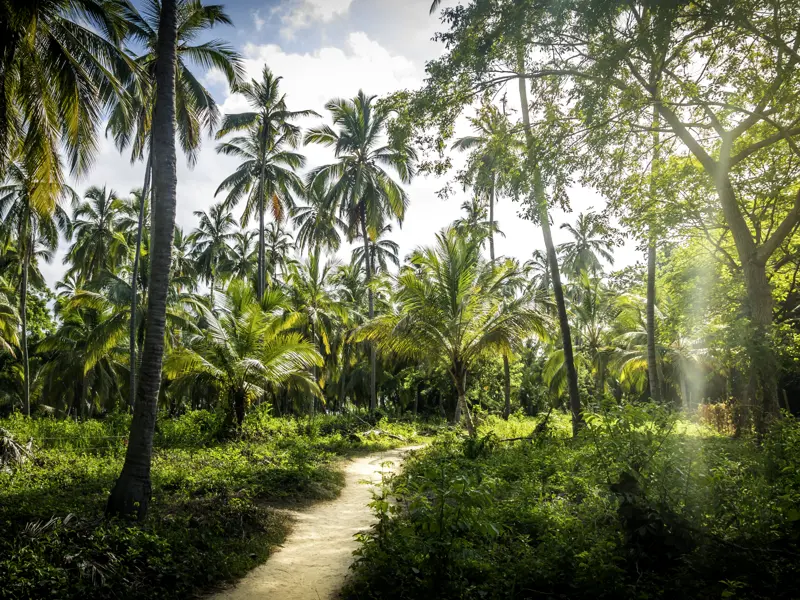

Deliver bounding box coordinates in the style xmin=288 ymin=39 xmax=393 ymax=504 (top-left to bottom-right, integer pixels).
xmin=171 ymin=227 xmax=196 ymax=288
xmin=0 ymin=0 xmax=131 ymax=197
xmin=67 ymin=186 xmax=128 ymax=283
xmin=451 ymin=101 xmax=514 ymax=263
xmin=524 ymin=249 xmax=551 ymax=293
xmin=558 ymin=212 xmax=615 ymax=278
xmin=352 ymin=224 xmax=400 ymax=274
xmin=214 ymin=66 xmax=317 ymax=299
xmin=287 ymin=251 xmax=348 ymax=410
xmin=306 ymin=90 xmax=417 ymax=412
xmin=189 ymin=203 xmax=236 ymax=308
xmin=107 ymin=0 xmax=180 ymax=521
xmin=0 ymin=278 xmax=19 ymax=356
xmin=360 ymin=229 xmax=548 ymax=435
xmin=39 ymin=302 xmax=127 ymax=417
xmin=164 ymin=280 xmax=321 ymax=425
xmin=225 ymin=229 xmax=258 ymax=282
xmin=264 ymin=221 xmax=294 ymax=283
xmin=293 ymin=179 xmax=346 ymax=254
xmin=107 ymin=0 xmax=243 ymax=410
xmin=0 ymin=163 xmax=72 ymax=415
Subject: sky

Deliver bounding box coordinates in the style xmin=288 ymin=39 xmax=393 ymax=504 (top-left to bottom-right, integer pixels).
xmin=56 ymin=0 xmax=642 ymax=287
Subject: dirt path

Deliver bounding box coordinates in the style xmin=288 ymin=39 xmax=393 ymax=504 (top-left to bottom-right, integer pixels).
xmin=212 ymin=445 xmax=422 ymax=600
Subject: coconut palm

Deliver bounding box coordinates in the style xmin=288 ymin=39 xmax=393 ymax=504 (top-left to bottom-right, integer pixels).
xmin=305 ymin=90 xmax=417 ymax=412
xmin=0 ymin=162 xmax=73 ymax=415
xmin=225 ymin=229 xmax=258 ymax=282
xmin=293 ymin=179 xmax=346 ymax=254
xmin=359 ymin=229 xmax=548 ymax=435
xmin=0 ymin=0 xmax=131 ymax=197
xmin=171 ymin=227 xmax=196 ymax=289
xmin=0 ymin=278 xmax=19 ymax=356
xmin=189 ymin=203 xmax=236 ymax=308
xmin=287 ymin=251 xmax=348 ymax=406
xmin=106 ymin=0 xmax=243 ymax=410
xmin=66 ymin=186 xmax=128 ymax=283
xmin=352 ymin=224 xmax=400 ymax=274
xmin=107 ymin=0 xmax=180 ymax=520
xmin=163 ymin=279 xmax=321 ymax=425
xmin=451 ymin=101 xmax=515 ymax=263
xmin=214 ymin=66 xmax=317 ymax=298
xmin=264 ymin=221 xmax=294 ymax=283
xmin=452 ymin=196 xmax=504 ymax=250
xmin=558 ymin=212 xmax=615 ymax=278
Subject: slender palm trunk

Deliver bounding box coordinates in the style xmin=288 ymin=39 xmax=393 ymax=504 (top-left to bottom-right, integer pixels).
xmin=488 ymin=175 xmax=513 ymax=420
xmin=19 ymin=214 xmax=30 ymax=417
xmin=209 ymin=257 xmax=216 ymax=309
xmin=257 ymin=139 xmax=267 ymax=299
xmin=107 ymin=0 xmax=178 ymax=520
xmin=453 ymin=367 xmax=475 ymax=436
xmin=359 ymin=206 xmax=377 ymax=412
xmin=517 ymin=49 xmax=581 ymax=436
xmin=129 ymin=155 xmax=151 ymax=410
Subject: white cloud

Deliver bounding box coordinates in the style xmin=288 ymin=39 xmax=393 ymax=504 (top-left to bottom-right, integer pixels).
xmin=279 ymin=0 xmax=353 ymax=39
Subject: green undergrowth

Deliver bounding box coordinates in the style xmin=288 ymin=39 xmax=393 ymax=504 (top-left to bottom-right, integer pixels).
xmin=345 ymin=405 xmax=800 ymax=600
xmin=0 ymin=408 xmax=419 ymax=600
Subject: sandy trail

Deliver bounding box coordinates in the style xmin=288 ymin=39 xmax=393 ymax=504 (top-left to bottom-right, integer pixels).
xmin=212 ymin=445 xmax=422 ymax=600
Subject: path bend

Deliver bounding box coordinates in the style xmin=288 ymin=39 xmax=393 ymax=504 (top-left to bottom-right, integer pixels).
xmin=212 ymin=445 xmax=422 ymax=600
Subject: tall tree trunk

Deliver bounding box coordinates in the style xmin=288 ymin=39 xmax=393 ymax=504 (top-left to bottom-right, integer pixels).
xmin=19 ymin=214 xmax=30 ymax=417
xmin=107 ymin=0 xmax=178 ymax=520
xmin=646 ymin=234 xmax=661 ymax=402
xmin=488 ymin=175 xmax=513 ymax=420
xmin=646 ymin=102 xmax=662 ymax=403
xmin=517 ymin=49 xmax=582 ymax=436
xmin=359 ymin=206 xmax=377 ymax=413
xmin=129 ymin=155 xmax=151 ymax=410
xmin=257 ymin=156 xmax=266 ymax=299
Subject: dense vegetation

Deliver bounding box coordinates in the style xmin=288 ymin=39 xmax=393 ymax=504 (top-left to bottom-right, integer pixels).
xmin=346 ymin=409 xmax=800 ymax=599
xmin=0 ymin=410 xmax=418 ymax=599
xmin=1 ymin=0 xmax=800 ymax=598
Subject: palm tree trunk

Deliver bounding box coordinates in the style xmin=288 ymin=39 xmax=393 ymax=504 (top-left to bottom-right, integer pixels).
xmin=359 ymin=206 xmax=377 ymax=413
xmin=19 ymin=214 xmax=30 ymax=417
xmin=209 ymin=258 xmax=215 ymax=309
xmin=453 ymin=368 xmax=475 ymax=436
xmin=107 ymin=0 xmax=178 ymax=520
xmin=257 ymin=141 xmax=267 ymax=299
xmin=129 ymin=154 xmax=151 ymax=410
xmin=517 ymin=48 xmax=581 ymax=436
xmin=488 ymin=175 xmax=513 ymax=420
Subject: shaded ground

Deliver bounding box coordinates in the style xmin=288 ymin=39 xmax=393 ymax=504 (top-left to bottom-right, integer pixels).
xmin=212 ymin=445 xmax=423 ymax=600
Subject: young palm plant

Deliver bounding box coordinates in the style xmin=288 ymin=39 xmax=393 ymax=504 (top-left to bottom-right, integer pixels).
xmin=359 ymin=229 xmax=548 ymax=435
xmin=306 ymin=90 xmax=417 ymax=412
xmin=163 ymin=280 xmax=321 ymax=425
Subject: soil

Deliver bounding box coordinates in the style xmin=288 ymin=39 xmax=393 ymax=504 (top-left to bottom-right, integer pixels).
xmin=211 ymin=445 xmax=422 ymax=600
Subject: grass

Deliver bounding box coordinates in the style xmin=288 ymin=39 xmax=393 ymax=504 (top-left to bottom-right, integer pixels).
xmin=0 ymin=408 xmax=419 ymax=600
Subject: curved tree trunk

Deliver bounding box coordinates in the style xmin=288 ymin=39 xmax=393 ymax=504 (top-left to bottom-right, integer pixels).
xmin=19 ymin=213 xmax=30 ymax=417
xmin=129 ymin=155 xmax=151 ymax=410
xmin=359 ymin=206 xmax=377 ymax=413
xmin=517 ymin=49 xmax=581 ymax=436
xmin=107 ymin=0 xmax=178 ymax=520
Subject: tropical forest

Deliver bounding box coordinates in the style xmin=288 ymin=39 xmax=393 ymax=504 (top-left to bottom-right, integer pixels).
xmin=1 ymin=0 xmax=799 ymax=598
